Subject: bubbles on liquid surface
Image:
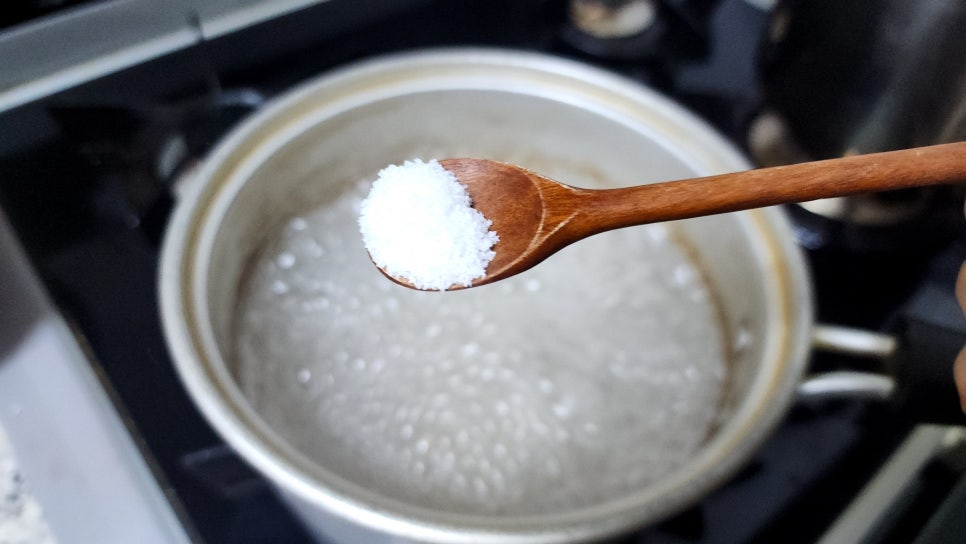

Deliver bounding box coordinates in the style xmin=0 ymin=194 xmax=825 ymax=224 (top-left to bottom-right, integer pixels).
xmin=234 ymin=176 xmax=727 ymax=516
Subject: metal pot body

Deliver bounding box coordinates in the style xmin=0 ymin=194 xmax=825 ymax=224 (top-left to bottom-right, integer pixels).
xmin=159 ymin=49 xmax=812 ymax=543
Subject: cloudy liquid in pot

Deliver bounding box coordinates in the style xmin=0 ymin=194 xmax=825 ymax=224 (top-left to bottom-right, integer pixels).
xmin=234 ymin=177 xmax=727 ymax=516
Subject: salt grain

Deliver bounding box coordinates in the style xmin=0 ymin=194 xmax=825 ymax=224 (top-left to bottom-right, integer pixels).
xmin=357 ymin=159 xmax=499 ymax=290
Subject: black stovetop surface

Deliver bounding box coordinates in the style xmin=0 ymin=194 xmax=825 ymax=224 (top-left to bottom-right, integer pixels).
xmin=1 ymin=1 xmax=964 ymax=543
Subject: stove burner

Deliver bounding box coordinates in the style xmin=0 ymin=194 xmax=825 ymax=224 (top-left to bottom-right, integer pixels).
xmin=559 ymin=0 xmax=713 ymax=60
xmin=46 ymin=88 xmax=265 ymax=244
xmin=749 ymin=109 xmax=965 ymax=257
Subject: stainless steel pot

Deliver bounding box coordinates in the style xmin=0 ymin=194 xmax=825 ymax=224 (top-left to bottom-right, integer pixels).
xmin=159 ymin=49 xmax=823 ymax=543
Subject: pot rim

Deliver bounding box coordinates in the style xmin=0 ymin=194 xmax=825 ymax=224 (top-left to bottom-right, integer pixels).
xmin=159 ymin=47 xmax=814 ymax=543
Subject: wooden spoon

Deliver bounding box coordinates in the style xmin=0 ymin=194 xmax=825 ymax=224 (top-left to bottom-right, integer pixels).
xmin=380 ymin=141 xmax=966 ymax=291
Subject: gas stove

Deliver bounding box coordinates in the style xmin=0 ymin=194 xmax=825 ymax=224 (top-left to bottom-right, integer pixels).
xmin=0 ymin=1 xmax=964 ymax=543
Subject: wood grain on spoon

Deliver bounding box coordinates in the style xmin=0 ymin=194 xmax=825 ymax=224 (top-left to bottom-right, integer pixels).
xmin=388 ymin=142 xmax=966 ymax=290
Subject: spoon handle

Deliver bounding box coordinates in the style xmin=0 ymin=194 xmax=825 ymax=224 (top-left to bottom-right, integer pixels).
xmin=586 ymin=141 xmax=966 ymax=232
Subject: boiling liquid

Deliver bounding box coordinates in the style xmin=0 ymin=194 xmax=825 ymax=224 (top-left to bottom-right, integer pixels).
xmin=234 ymin=178 xmax=726 ymax=515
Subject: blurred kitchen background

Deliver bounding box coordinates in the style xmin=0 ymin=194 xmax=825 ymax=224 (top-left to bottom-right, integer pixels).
xmin=0 ymin=0 xmax=965 ymax=543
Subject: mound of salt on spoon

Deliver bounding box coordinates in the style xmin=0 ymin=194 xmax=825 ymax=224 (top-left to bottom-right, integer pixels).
xmin=358 ymin=159 xmax=499 ymax=291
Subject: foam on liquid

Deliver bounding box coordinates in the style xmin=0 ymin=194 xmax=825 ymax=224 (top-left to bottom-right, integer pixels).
xmin=234 ymin=176 xmax=727 ymax=516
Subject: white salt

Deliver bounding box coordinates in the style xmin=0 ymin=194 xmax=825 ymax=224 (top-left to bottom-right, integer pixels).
xmin=0 ymin=427 xmax=57 ymax=544
xmin=357 ymin=159 xmax=499 ymax=290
